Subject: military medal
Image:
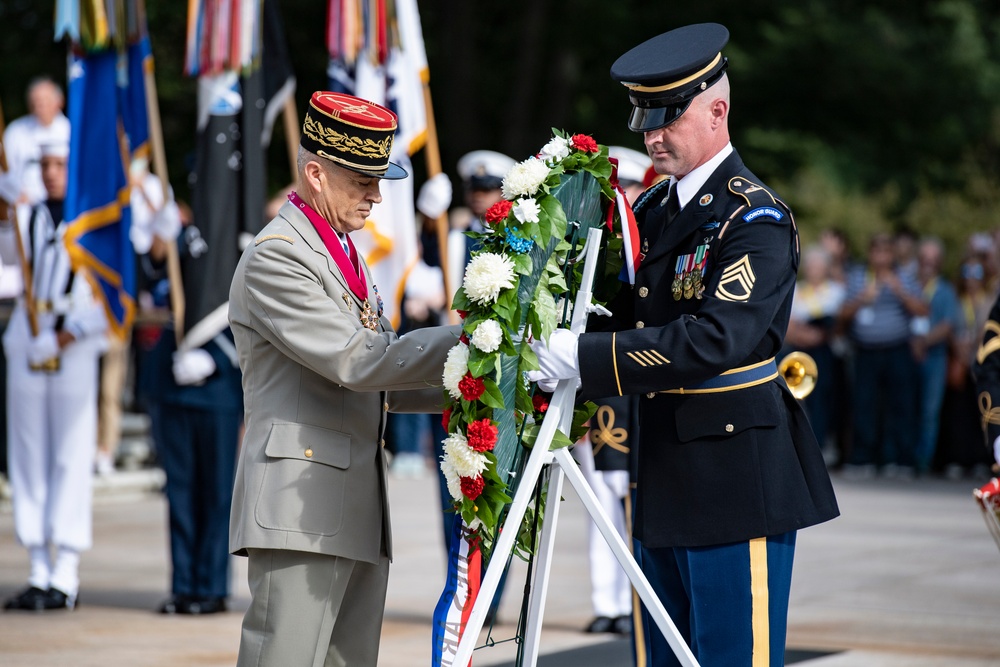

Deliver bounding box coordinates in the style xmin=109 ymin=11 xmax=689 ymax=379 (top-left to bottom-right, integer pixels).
xmin=681 ymin=253 xmax=695 ymax=299
xmin=692 ymin=243 xmax=709 ymax=299
xmin=360 ymin=300 xmax=379 ymax=331
xmin=342 ymin=292 xmax=352 ymax=308
xmin=672 ymin=256 xmax=684 ymax=301
xmin=373 ymin=284 xmax=384 ymax=318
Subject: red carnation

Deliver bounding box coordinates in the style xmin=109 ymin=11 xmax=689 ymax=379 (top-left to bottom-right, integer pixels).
xmin=532 ymin=393 xmax=550 ymax=414
xmin=466 ymin=418 xmax=499 ymax=452
xmin=457 ymin=309 xmax=469 ymax=319
xmin=458 ymin=373 xmax=486 ymax=402
xmin=441 ymin=407 xmax=452 ymax=431
xmin=484 ymin=200 xmax=513 ymax=225
xmin=461 ymin=475 xmax=485 ymax=500
xmin=459 ymin=332 xmax=470 ymax=345
xmin=571 ymin=134 xmax=599 ymax=153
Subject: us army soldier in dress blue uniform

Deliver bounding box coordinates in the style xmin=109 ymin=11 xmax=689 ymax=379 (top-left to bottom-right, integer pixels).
xmin=530 ymin=24 xmax=840 ymax=667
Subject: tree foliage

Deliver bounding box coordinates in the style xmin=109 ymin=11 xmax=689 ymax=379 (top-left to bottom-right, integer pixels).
xmin=2 ymin=0 xmax=1000 ymax=261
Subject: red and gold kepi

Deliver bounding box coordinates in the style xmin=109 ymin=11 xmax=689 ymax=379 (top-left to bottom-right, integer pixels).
xmin=301 ymin=91 xmax=408 ymax=180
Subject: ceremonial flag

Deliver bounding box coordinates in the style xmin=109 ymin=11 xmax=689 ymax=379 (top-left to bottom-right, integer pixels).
xmin=325 ymin=0 xmax=429 ymax=328
xmin=182 ymin=0 xmax=294 ymax=349
xmin=432 ymin=514 xmax=482 ymax=667
xmin=63 ymin=50 xmax=135 ymax=339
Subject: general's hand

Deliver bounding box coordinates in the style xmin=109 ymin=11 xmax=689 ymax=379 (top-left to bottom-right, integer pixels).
xmin=526 ymin=329 xmax=580 ymax=388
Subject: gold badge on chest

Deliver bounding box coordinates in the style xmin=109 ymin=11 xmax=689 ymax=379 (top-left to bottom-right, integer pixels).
xmin=360 ymin=300 xmax=380 ymax=331
xmin=673 ymin=242 xmax=711 ymax=301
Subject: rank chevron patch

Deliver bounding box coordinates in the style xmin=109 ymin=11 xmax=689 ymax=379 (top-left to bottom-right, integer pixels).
xmin=715 ymin=254 xmax=755 ymax=302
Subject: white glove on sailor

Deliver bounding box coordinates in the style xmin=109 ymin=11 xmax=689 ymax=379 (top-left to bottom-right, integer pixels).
xmin=152 ymin=200 xmax=182 ymax=242
xmin=27 ymin=330 xmax=60 ymax=366
xmin=526 ymin=329 xmax=581 ymax=391
xmin=416 ymin=173 xmax=453 ymax=219
xmin=172 ymin=348 xmax=217 ymax=386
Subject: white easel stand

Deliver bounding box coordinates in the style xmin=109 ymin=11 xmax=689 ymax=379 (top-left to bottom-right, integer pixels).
xmin=450 ymin=228 xmax=700 ymax=667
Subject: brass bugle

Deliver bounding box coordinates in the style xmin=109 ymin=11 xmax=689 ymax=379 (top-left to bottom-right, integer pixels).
xmin=779 ymin=351 xmax=817 ymax=400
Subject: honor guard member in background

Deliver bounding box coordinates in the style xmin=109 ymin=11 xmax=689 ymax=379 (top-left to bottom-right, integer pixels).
xmin=446 ymin=150 xmax=516 ymax=305
xmin=530 ymin=24 xmax=840 ymax=666
xmin=574 ymin=146 xmax=651 ymax=639
xmin=2 ymin=140 xmax=108 ymax=611
xmin=974 ymin=292 xmax=1000 ymax=497
xmin=228 ymin=91 xmax=459 ymax=667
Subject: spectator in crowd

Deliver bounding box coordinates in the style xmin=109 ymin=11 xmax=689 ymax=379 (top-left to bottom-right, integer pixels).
xmin=938 ymin=258 xmax=995 ymax=477
xmin=2 ymin=140 xmax=108 ymax=611
xmin=785 ymin=245 xmax=846 ymax=461
xmin=0 ymin=78 xmax=70 ymax=209
xmin=911 ymin=237 xmax=962 ymax=476
xmin=894 ymin=226 xmax=919 ymax=279
xmin=840 ymin=232 xmax=927 ymax=478
xmin=819 ymin=227 xmax=852 ymax=286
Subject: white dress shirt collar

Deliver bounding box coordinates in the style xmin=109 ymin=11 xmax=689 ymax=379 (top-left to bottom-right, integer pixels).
xmin=672 ymin=142 xmax=734 ymax=210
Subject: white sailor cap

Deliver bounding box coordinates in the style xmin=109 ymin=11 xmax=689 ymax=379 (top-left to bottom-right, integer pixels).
xmin=608 ymin=146 xmax=652 ymax=186
xmin=39 ymin=141 xmax=69 ymax=159
xmin=457 ymin=150 xmax=515 ymax=190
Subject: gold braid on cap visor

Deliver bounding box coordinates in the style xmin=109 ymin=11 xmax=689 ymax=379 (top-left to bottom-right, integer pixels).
xmin=622 ymin=53 xmax=723 ymax=94
xmin=302 ymin=115 xmax=393 ymax=161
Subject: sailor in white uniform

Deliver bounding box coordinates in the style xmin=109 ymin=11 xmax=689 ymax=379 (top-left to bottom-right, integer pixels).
xmin=2 ymin=140 xmax=108 ymax=612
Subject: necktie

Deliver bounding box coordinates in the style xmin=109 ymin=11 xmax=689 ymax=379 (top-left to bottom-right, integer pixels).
xmin=665 ymin=181 xmax=680 ymax=223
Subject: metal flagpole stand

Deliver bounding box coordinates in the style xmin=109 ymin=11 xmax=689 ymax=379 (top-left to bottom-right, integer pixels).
xmin=451 ymin=228 xmax=700 ymax=667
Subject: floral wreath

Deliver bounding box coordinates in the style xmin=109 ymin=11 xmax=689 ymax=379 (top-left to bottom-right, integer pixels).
xmin=439 ymin=130 xmax=625 ymax=558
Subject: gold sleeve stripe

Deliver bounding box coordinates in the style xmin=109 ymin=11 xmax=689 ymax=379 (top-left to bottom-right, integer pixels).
xmin=977 ymin=321 xmax=1000 ymax=365
xmin=255 ymin=234 xmax=295 ymax=246
xmin=750 ymin=537 xmax=770 ymax=667
xmin=627 ymin=351 xmax=649 ymax=367
xmin=648 ymin=349 xmax=671 ymax=364
xmin=612 ymin=332 xmax=623 ymax=397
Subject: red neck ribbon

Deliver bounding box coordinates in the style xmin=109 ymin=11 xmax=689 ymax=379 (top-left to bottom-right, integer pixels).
xmin=288 ymin=191 xmax=367 ymax=301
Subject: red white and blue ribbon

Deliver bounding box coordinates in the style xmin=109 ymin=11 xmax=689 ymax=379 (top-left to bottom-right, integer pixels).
xmin=607 ymin=158 xmax=642 ymax=285
xmin=432 ymin=514 xmax=482 ymax=667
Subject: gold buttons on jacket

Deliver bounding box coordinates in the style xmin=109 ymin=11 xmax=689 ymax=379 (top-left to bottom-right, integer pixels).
xmin=646 ymin=392 xmax=656 ymax=399
xmin=304 ymin=448 xmax=314 ymax=458
xmin=639 ymin=287 xmax=649 ymax=298
xmin=725 ymin=424 xmax=734 ymax=433
xmin=636 ymin=321 xmax=645 ymax=329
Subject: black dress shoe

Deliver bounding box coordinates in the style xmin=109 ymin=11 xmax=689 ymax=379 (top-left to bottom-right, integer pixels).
xmin=3 ymin=586 xmax=48 ymax=611
xmin=612 ymin=614 xmax=633 ymax=635
xmin=183 ymin=597 xmax=227 ymax=615
xmin=158 ymin=595 xmax=192 ymax=614
xmin=584 ymin=616 xmax=617 ymax=633
xmin=40 ymin=587 xmax=76 ymax=610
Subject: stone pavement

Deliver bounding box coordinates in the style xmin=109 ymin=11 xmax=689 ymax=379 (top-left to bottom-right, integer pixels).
xmin=1 ymin=467 xmax=1000 ymax=666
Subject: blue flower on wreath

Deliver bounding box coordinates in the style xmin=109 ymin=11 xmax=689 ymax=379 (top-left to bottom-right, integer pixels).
xmin=504 ymin=228 xmax=534 ymax=254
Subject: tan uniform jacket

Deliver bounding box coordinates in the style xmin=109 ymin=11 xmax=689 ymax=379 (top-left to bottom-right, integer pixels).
xmin=228 ymin=201 xmax=458 ymax=564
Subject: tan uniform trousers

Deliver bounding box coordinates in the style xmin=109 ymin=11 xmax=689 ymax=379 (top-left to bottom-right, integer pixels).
xmin=237 ymin=548 xmax=390 ymax=667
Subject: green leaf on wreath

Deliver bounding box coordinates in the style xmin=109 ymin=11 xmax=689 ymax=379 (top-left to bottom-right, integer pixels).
xmin=451 ymin=286 xmax=472 ymax=312
xmin=480 ymin=377 xmax=505 ymax=409
xmin=513 ymin=252 xmax=533 ymax=276
xmin=549 ymin=428 xmax=575 ymax=450
xmin=532 ymin=281 xmax=558 ymax=342
xmin=468 ymin=351 xmax=496 ymax=377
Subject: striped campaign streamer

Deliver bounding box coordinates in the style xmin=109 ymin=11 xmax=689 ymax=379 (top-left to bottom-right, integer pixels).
xmin=432 ymin=514 xmax=482 ymax=667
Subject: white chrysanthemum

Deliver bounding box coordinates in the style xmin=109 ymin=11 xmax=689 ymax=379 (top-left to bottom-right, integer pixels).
xmin=442 ymin=343 xmax=470 ymax=399
xmin=440 ymin=457 xmax=463 ymax=500
xmin=501 ymin=157 xmax=550 ymax=200
xmin=538 ymin=136 xmax=570 ymax=164
xmin=443 ymin=432 xmax=488 ymax=478
xmin=512 ymin=198 xmax=540 ymax=224
xmin=463 ymin=252 xmax=516 ymax=305
xmin=471 ymin=319 xmax=503 ymax=353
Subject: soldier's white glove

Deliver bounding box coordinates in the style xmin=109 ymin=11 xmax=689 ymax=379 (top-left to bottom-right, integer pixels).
xmin=172 ymin=348 xmax=216 ymax=386
xmin=992 ymin=435 xmax=1000 ymax=466
xmin=526 ymin=329 xmax=580 ymax=388
xmin=416 ymin=173 xmax=453 ymax=219
xmin=27 ymin=331 xmax=60 ymax=365
xmin=152 ymin=200 xmax=182 ymax=242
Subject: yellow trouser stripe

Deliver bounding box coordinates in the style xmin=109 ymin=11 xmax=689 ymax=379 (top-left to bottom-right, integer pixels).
xmin=750 ymin=537 xmax=769 ymax=667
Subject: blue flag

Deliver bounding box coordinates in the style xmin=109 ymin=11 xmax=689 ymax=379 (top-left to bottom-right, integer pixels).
xmin=120 ymin=36 xmax=152 ymax=161
xmin=63 ymin=50 xmax=136 ymax=339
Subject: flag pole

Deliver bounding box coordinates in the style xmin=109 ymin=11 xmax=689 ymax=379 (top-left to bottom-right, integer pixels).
xmin=0 ymin=98 xmax=40 ymax=337
xmin=283 ymin=95 xmax=300 ymax=184
xmin=420 ymin=80 xmax=454 ymax=320
xmin=142 ymin=55 xmax=186 ymax=343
